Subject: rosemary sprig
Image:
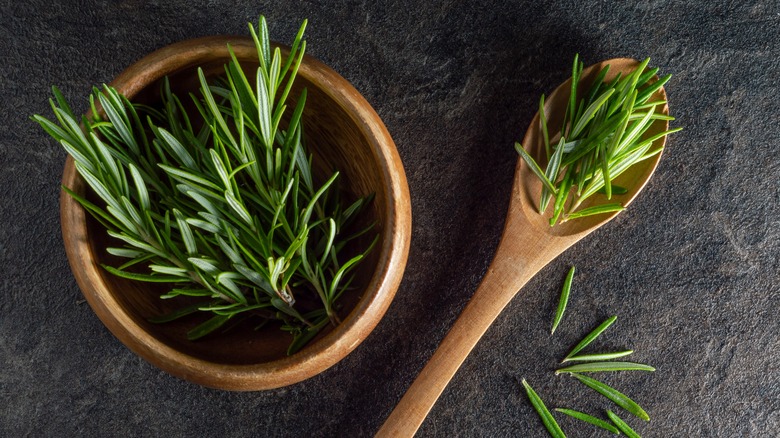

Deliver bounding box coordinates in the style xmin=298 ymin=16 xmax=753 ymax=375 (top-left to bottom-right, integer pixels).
xmin=515 ymin=55 xmax=681 ymax=225
xmin=555 ymin=361 xmax=655 ymax=375
xmin=34 ymin=17 xmax=376 ymax=354
xmin=551 ymin=266 xmax=575 ymax=335
xmin=522 ymin=379 xmax=566 ymax=438
xmin=554 ymin=408 xmax=620 ymax=435
xmin=607 ymin=410 xmax=642 ymax=438
xmin=570 ymin=373 xmax=650 ymax=421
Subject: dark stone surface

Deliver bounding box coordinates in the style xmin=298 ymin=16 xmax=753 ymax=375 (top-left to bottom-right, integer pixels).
xmin=2 ymin=0 xmax=779 ymax=436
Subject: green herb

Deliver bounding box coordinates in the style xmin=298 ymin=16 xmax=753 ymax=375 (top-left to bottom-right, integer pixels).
xmin=598 ymin=185 xmax=628 ymax=195
xmin=563 ymin=203 xmax=624 ymax=221
xmin=563 ymin=315 xmax=618 ymax=360
xmin=522 ymin=379 xmax=566 ymax=438
xmin=607 ymin=410 xmax=642 ymax=438
xmin=514 ymin=55 xmax=681 ymax=225
xmin=556 ymin=361 xmax=655 ymax=375
xmin=562 ymin=350 xmax=633 ymax=363
xmin=551 ymin=266 xmax=575 ymax=334
xmin=33 ymin=17 xmax=376 ymax=354
xmin=570 ymin=373 xmax=650 ymax=421
xmin=554 ymin=408 xmax=620 ymax=435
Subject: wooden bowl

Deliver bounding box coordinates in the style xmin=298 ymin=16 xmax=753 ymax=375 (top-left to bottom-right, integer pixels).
xmin=60 ymin=36 xmax=411 ymax=390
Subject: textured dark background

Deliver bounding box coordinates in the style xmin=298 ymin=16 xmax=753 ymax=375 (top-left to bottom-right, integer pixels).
xmin=2 ymin=0 xmax=779 ymax=436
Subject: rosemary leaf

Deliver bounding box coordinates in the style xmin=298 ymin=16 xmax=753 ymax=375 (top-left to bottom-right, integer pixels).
xmin=564 ymin=315 xmax=618 ymax=360
xmin=521 ymin=379 xmax=566 ymax=438
xmin=570 ymin=88 xmax=614 ymax=138
xmin=561 ymin=350 xmax=633 ymax=363
xmin=540 ymin=94 xmax=550 ymax=158
xmin=102 ymin=265 xmax=189 ymax=283
xmin=597 ymin=185 xmax=628 ymax=195
xmin=515 ymin=142 xmax=558 ymax=195
xmin=562 ymin=203 xmax=625 ymax=221
xmin=106 ymin=247 xmax=144 ymax=259
xmin=187 ymin=314 xmax=233 ymax=340
xmin=288 ymin=315 xmax=329 ymax=355
xmin=159 ymin=288 xmax=212 ymax=299
xmin=148 ymin=303 xmax=204 ymax=323
xmin=554 ymin=408 xmax=620 ymax=435
xmin=549 ymin=170 xmax=572 ymax=226
xmin=607 ymin=410 xmax=642 ymax=438
xmin=571 ymin=373 xmax=650 ymax=421
xmin=567 ymin=54 xmax=580 ymax=135
xmin=556 ymin=361 xmax=655 ymax=375
xmin=551 ymin=266 xmax=575 ymax=334
xmin=541 ymin=137 xmax=566 ymax=212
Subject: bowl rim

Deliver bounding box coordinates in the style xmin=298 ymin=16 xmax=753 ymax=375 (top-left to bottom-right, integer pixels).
xmin=59 ymin=36 xmax=411 ymax=390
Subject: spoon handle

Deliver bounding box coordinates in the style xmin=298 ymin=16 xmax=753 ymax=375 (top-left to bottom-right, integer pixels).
xmin=377 ymin=231 xmax=562 ymax=437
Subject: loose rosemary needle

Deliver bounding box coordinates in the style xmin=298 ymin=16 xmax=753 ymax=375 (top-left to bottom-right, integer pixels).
xmin=607 ymin=410 xmax=643 ymax=438
xmin=555 ymin=361 xmax=655 ymax=375
xmin=551 ymin=266 xmax=575 ymax=335
xmin=571 ymin=373 xmax=650 ymax=422
xmin=562 ymin=350 xmax=634 ymax=363
xmin=522 ymin=379 xmax=566 ymax=438
xmin=554 ymin=408 xmax=620 ymax=435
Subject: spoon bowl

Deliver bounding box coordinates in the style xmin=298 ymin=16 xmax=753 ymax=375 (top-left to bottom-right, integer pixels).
xmin=518 ymin=57 xmax=667 ymax=238
xmin=378 ymin=58 xmax=670 ymax=436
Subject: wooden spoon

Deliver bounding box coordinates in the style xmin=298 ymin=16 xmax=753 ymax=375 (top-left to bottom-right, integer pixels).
xmin=377 ymin=58 xmax=670 ymax=437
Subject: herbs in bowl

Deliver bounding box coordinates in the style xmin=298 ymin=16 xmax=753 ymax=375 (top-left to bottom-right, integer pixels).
xmin=36 ymin=17 xmax=411 ymax=390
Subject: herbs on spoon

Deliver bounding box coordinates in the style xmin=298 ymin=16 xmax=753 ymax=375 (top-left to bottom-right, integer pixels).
xmin=514 ymin=55 xmax=681 ymax=226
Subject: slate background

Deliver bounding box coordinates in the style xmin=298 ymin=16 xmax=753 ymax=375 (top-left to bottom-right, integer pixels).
xmin=2 ymin=0 xmax=779 ymax=436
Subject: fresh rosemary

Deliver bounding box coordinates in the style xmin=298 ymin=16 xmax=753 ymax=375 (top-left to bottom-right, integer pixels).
xmin=554 ymin=408 xmax=620 ymax=435
xmin=563 ymin=315 xmax=618 ymax=360
xmin=522 ymin=379 xmax=566 ymax=438
xmin=34 ymin=17 xmax=376 ymax=354
xmin=571 ymin=373 xmax=650 ymax=422
xmin=515 ymin=55 xmax=681 ymax=225
xmin=551 ymin=266 xmax=575 ymax=335
xmin=555 ymin=361 xmax=655 ymax=375
xmin=607 ymin=410 xmax=643 ymax=438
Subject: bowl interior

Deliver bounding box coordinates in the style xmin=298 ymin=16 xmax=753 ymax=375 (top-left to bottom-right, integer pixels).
xmin=65 ymin=37 xmax=401 ymax=376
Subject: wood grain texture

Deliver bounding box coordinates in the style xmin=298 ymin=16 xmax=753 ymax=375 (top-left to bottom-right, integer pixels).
xmin=376 ymin=58 xmax=669 ymax=437
xmin=59 ymin=36 xmax=411 ymax=391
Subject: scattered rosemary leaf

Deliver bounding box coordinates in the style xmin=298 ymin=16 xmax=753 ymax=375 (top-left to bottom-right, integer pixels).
xmin=564 ymin=315 xmax=618 ymax=360
xmin=522 ymin=379 xmax=566 ymax=438
xmin=571 ymin=373 xmax=650 ymax=421
xmin=555 ymin=361 xmax=655 ymax=375
xmin=554 ymin=408 xmax=620 ymax=435
xmin=562 ymin=350 xmax=634 ymax=363
xmin=607 ymin=410 xmax=642 ymax=438
xmin=551 ymin=266 xmax=575 ymax=335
